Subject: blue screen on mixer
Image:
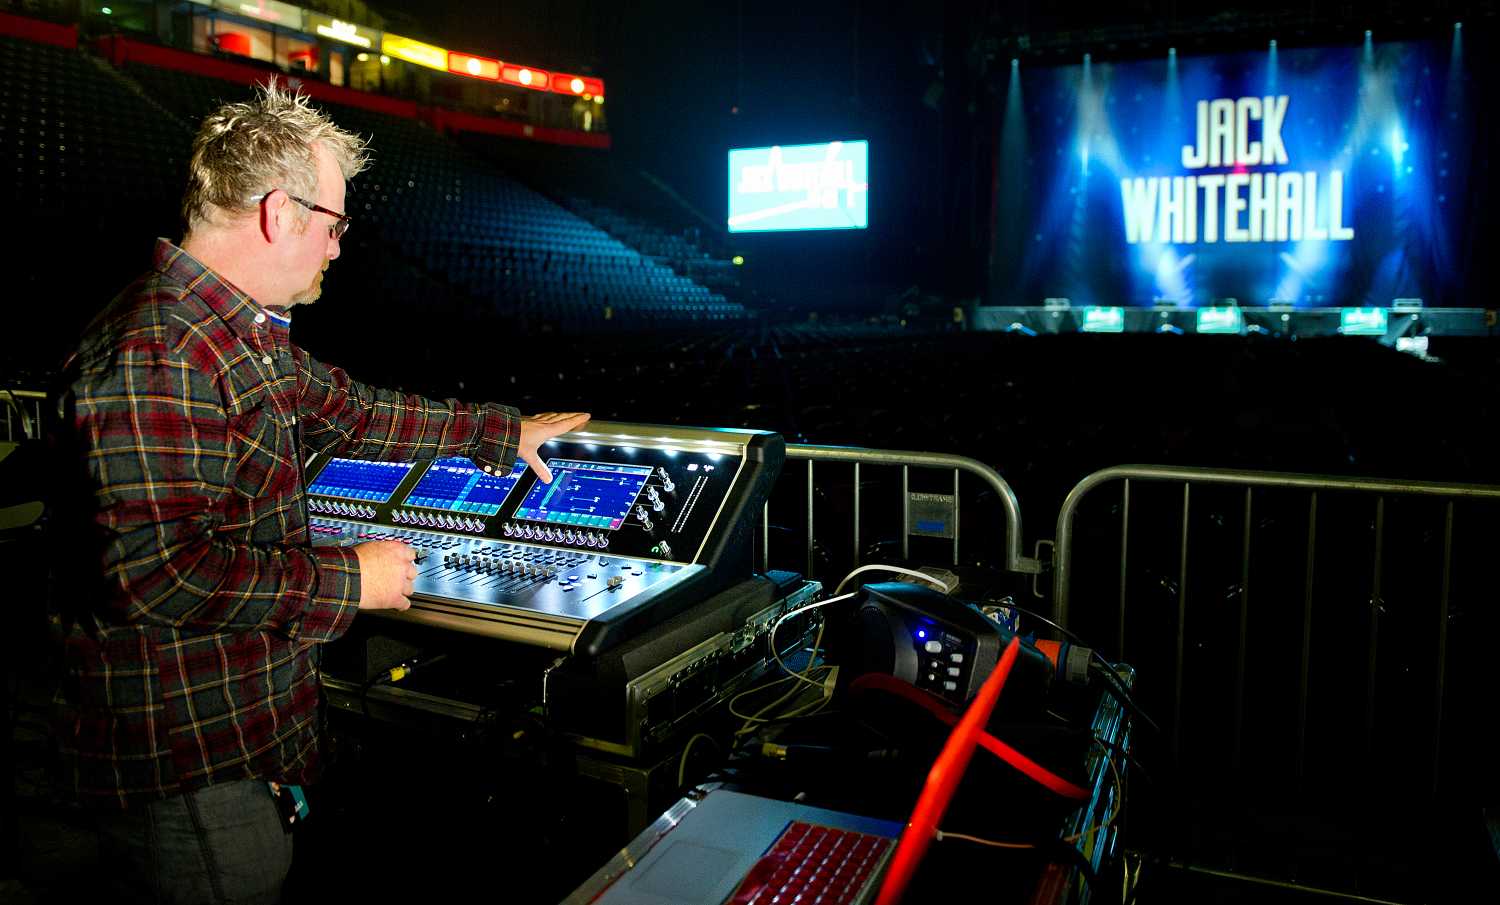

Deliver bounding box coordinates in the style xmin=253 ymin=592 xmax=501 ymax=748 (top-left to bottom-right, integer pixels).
xmin=513 ymin=460 xmax=653 ymax=530
xmin=401 ymin=457 xmax=528 ymax=516
xmin=307 ymin=458 xmax=414 ymax=502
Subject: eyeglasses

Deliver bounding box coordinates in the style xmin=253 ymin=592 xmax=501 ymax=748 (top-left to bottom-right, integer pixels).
xmin=250 ymin=190 xmax=352 ymax=240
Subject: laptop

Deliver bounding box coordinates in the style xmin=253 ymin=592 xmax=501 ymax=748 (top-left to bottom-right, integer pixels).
xmin=564 ymin=636 xmax=1028 ymax=905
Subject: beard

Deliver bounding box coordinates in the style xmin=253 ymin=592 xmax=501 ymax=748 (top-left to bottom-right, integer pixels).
xmin=290 ymin=263 xmax=328 ymax=306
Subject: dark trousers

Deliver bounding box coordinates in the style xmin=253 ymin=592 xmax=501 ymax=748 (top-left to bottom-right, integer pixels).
xmin=93 ymin=779 xmax=294 ymax=904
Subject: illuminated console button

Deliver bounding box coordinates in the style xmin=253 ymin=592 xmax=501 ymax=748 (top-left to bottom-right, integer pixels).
xmin=923 ymin=640 xmax=943 ymax=654
xmin=950 ymin=653 xmax=964 ymax=663
xmin=943 ymin=681 xmax=958 ymax=692
xmin=947 ymin=667 xmax=961 ymax=677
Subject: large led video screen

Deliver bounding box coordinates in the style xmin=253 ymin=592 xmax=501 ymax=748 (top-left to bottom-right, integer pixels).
xmin=728 ymin=140 xmax=869 ymax=232
xmin=991 ymin=38 xmax=1478 ymax=307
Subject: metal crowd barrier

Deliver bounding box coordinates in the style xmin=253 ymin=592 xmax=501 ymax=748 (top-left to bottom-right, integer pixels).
xmin=1 ymin=388 xmax=45 ymax=442
xmin=759 ymin=442 xmax=1042 ymax=585
xmin=1050 ymin=463 xmax=1500 ymax=791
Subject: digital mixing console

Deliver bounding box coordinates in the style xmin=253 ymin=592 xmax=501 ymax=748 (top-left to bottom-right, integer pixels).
xmin=305 ymin=422 xmax=783 ymax=656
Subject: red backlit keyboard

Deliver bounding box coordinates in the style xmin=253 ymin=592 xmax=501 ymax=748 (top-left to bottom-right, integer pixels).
xmin=727 ymin=820 xmax=894 ymax=905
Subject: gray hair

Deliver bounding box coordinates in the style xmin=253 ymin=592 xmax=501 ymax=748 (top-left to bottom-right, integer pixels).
xmin=182 ymin=79 xmax=369 ymax=233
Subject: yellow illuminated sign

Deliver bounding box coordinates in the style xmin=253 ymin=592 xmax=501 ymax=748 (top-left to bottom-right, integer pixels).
xmin=215 ymin=0 xmax=301 ymax=25
xmin=381 ymin=33 xmax=448 ymax=71
xmin=306 ymin=14 xmax=377 ymax=49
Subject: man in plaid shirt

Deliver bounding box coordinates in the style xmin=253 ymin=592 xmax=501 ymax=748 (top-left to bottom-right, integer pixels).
xmin=54 ymin=81 xmax=588 ymax=902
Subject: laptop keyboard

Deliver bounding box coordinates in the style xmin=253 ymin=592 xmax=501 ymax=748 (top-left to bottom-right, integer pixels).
xmin=727 ymin=820 xmax=893 ymax=905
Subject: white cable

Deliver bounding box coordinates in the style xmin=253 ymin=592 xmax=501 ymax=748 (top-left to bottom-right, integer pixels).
xmin=762 ymin=565 xmax=953 ymax=706
xmin=768 ymin=591 xmax=859 ymax=690
xmin=833 ymin=563 xmax=952 ymax=597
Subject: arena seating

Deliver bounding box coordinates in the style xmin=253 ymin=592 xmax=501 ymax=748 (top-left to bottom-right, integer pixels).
xmin=2 ymin=34 xmax=185 ymax=368
xmin=460 ymin=132 xmax=746 ymax=300
xmin=5 ymin=23 xmax=1498 ymax=514
xmin=122 ymin=62 xmax=747 ymax=328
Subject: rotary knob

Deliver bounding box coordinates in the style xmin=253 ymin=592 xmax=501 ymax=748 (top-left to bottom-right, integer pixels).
xmin=502 ymin=523 xmax=515 ymax=537
xmin=657 ymin=467 xmax=675 ymax=493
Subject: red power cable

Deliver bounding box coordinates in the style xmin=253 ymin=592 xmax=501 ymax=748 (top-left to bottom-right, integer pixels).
xmin=848 ymin=672 xmax=1090 ymax=801
xmin=874 ymin=636 xmax=1022 ymax=905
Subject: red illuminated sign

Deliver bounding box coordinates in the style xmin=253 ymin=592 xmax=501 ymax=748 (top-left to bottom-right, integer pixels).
xmin=448 ymin=52 xmax=501 ymax=80
xmin=500 ymin=64 xmax=550 ymax=90
xmin=549 ymin=72 xmax=604 ymax=98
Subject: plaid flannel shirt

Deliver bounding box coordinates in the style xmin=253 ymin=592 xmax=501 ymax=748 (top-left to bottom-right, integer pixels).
xmin=55 ymin=239 xmax=521 ymax=808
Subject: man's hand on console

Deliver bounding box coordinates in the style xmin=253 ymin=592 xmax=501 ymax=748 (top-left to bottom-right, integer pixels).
xmin=353 ymin=540 xmax=418 ymax=611
xmin=518 ymin=412 xmax=591 ymax=483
